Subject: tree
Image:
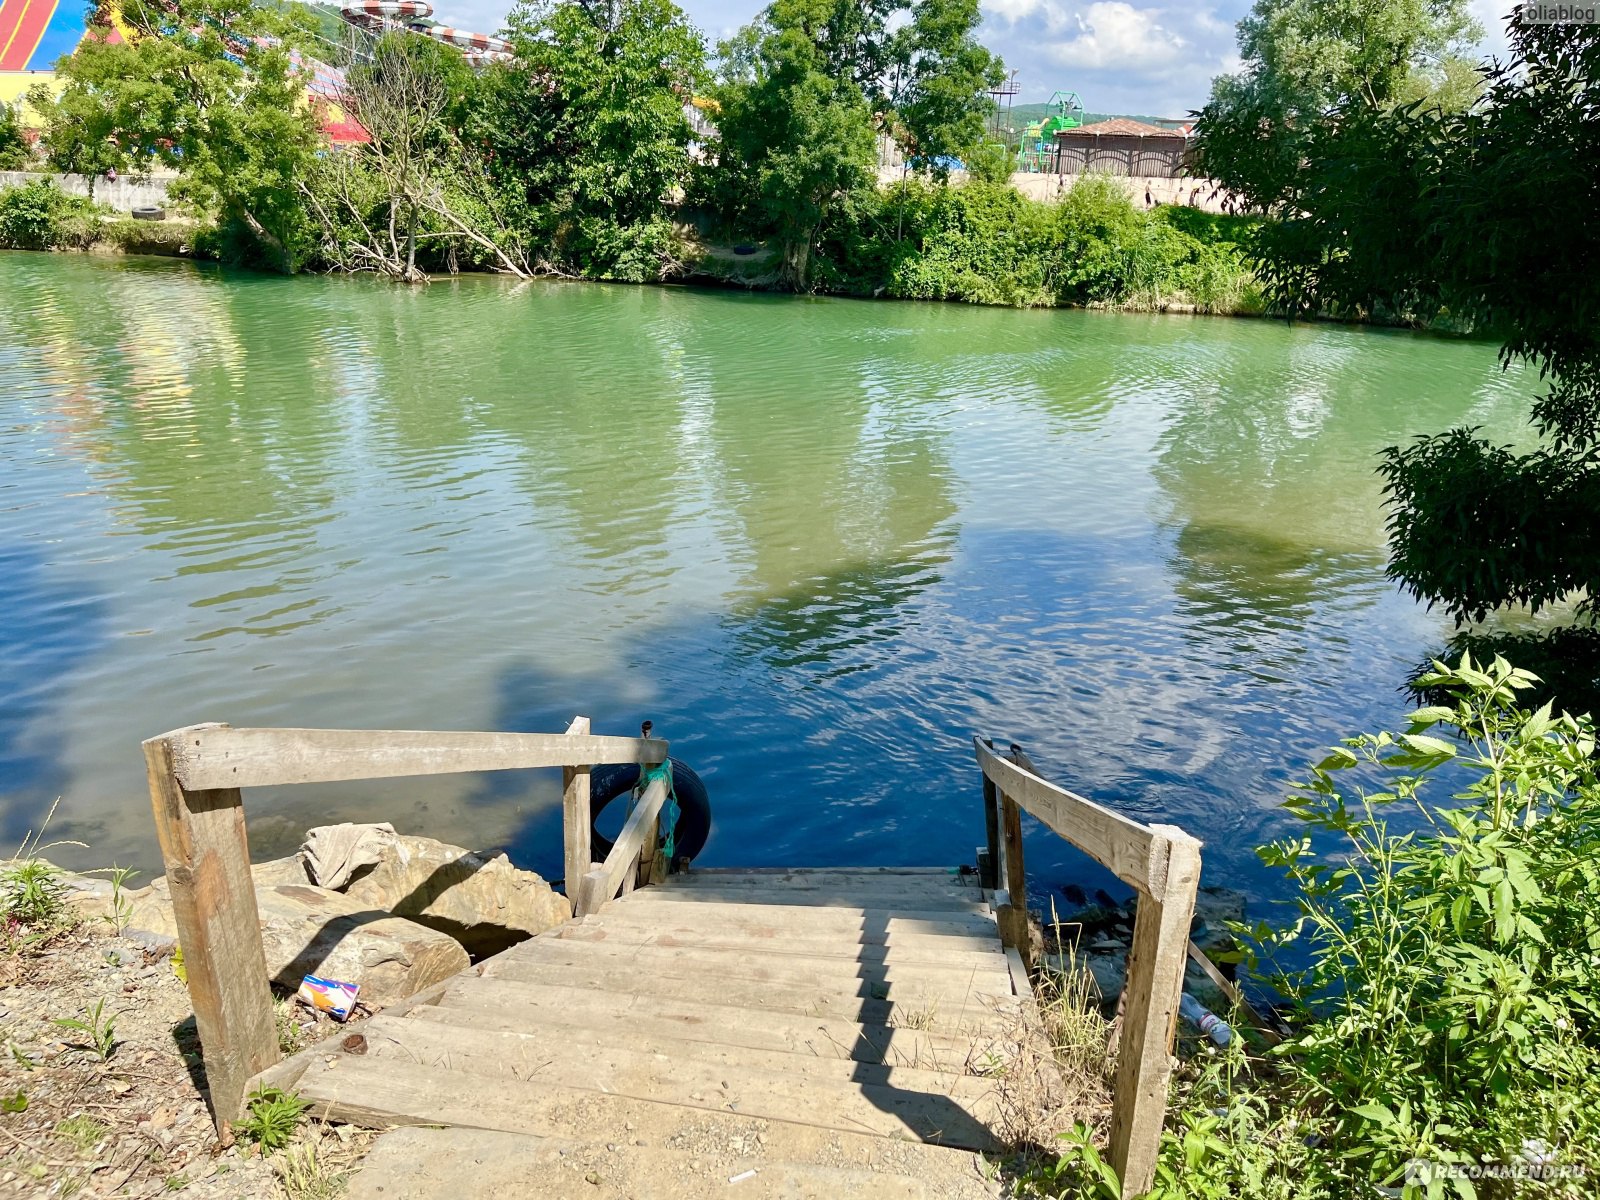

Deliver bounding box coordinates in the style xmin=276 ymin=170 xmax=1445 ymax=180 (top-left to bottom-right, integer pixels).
xmin=712 ymin=9 xmax=877 ymax=289
xmin=471 ymin=0 xmax=706 ymax=280
xmin=302 ymin=33 xmax=533 ymax=280
xmin=29 ymin=0 xmax=323 ymax=270
xmin=890 ymin=0 xmax=1003 ymax=174
xmin=1238 ymin=17 xmax=1600 ymax=708
xmin=1192 ymin=0 xmax=1481 ymax=211
xmin=708 ymin=0 xmax=1001 ymax=287
xmin=0 ymin=100 xmax=31 ymax=170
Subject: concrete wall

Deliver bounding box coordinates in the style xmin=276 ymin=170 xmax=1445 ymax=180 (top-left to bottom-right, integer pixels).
xmin=1009 ymin=171 xmax=1237 ymax=214
xmin=0 ymin=170 xmax=175 ymax=212
xmin=875 ymin=166 xmax=1240 ymax=215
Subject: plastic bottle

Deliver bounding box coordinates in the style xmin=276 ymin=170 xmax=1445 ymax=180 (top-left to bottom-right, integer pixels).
xmin=1179 ymin=991 xmax=1233 ymax=1047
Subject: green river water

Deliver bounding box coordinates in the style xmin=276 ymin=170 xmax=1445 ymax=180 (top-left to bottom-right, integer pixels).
xmin=0 ymin=251 xmax=1541 ymax=908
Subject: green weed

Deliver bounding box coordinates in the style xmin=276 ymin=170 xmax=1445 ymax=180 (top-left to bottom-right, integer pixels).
xmin=54 ymin=998 xmax=117 ymax=1061
xmin=237 ymin=1085 xmax=311 ymax=1152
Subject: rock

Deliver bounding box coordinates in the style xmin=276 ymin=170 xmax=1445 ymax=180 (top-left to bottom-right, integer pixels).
xmin=121 ymin=928 xmax=178 ymax=957
xmin=251 ymin=856 xmax=313 ymax=888
xmin=1043 ymin=949 xmax=1126 ymax=1006
xmin=125 ymin=878 xmax=468 ymax=1006
xmin=314 ymin=826 xmax=571 ymax=957
xmin=303 ymin=824 xmax=395 ymax=890
xmin=1190 ymin=886 xmax=1247 ymax=946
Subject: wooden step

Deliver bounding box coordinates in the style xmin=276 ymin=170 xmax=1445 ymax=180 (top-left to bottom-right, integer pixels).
xmin=498 ymin=936 xmax=1015 ymax=1001
xmin=345 ymin=1125 xmax=1001 ymax=1200
xmin=607 ymin=893 xmax=997 ymax=932
xmin=667 ymin=872 xmax=979 ymax=898
xmin=401 ymin=1003 xmax=1002 ymax=1084
xmin=430 ymin=974 xmax=990 ymax=1069
xmin=481 ymin=954 xmax=1018 ymax=1034
xmin=552 ymin=917 xmax=1007 ymax=968
xmin=643 ymin=884 xmax=989 ymax=914
xmin=354 ymin=1013 xmax=1003 ymax=1149
xmin=298 ymin=1052 xmax=1006 ymax=1155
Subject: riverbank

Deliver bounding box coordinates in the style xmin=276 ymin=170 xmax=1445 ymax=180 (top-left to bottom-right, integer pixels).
xmin=0 ymin=172 xmax=1267 ymax=318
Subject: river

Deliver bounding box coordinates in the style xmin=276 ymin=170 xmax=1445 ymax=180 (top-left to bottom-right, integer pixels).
xmin=0 ymin=251 xmax=1539 ymax=913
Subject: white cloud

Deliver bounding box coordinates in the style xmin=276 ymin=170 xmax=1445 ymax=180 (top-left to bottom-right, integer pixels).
xmin=1046 ymin=2 xmax=1187 ymax=70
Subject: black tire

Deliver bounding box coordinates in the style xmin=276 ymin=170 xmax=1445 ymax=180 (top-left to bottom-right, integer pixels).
xmin=589 ymin=760 xmax=711 ymax=864
xmin=131 ymin=206 xmax=166 ymax=222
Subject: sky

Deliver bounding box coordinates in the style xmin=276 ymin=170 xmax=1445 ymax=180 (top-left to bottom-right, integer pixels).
xmin=442 ymin=0 xmax=1524 ymax=118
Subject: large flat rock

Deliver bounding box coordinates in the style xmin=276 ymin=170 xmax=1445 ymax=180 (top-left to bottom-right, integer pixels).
xmin=125 ymin=876 xmax=468 ymax=1007
xmin=307 ymin=825 xmax=572 ymax=956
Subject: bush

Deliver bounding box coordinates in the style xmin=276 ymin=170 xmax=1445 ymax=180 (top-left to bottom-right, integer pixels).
xmin=0 ymin=101 xmax=29 ymax=170
xmin=0 ymin=180 xmax=102 ymax=250
xmin=1036 ymin=654 xmax=1600 ymax=1197
xmin=808 ymin=175 xmax=1258 ymax=312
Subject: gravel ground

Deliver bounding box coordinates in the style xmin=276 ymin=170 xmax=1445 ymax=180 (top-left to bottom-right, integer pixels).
xmin=0 ymin=915 xmax=360 ymax=1199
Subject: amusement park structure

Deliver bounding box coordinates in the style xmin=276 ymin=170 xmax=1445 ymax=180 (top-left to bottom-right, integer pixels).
xmin=335 ymin=0 xmax=512 ymax=65
xmin=1017 ymin=90 xmax=1084 ymax=172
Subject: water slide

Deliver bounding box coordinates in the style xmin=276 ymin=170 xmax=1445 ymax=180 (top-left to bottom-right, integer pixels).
xmin=337 ymin=0 xmax=512 ymax=62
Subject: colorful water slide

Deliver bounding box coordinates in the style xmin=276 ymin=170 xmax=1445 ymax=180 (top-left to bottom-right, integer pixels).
xmin=0 ymin=0 xmax=92 ymax=73
xmin=407 ymin=23 xmax=509 ymax=55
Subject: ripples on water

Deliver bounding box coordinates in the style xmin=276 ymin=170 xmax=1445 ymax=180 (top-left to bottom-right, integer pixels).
xmin=0 ymin=252 xmax=1539 ymax=911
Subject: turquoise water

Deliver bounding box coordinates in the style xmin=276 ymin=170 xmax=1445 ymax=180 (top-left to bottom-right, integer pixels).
xmin=0 ymin=251 xmax=1538 ymax=910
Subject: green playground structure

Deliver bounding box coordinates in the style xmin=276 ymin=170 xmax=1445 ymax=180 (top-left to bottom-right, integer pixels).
xmin=1017 ymin=91 xmax=1085 ymax=172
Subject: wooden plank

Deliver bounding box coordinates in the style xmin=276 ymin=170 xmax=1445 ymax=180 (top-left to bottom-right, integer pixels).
xmin=331 ymin=1020 xmax=1004 ymax=1151
xmin=560 ymin=716 xmax=591 ymax=915
xmin=370 ymin=1011 xmax=994 ymax=1103
xmin=143 ymin=732 xmax=278 ymax=1129
xmin=432 ymin=974 xmax=984 ymax=1068
xmin=552 ymin=919 xmax=1006 ymax=966
xmin=575 ymin=774 xmax=668 ymax=917
xmin=664 ymin=875 xmax=978 ymax=900
xmin=481 ymin=956 xmax=1017 ymax=1034
xmin=1187 ymin=941 xmax=1281 ymax=1047
xmin=981 ymin=771 xmax=1001 ymax=891
xmin=997 ymin=789 xmax=1031 ymax=969
xmin=498 ymin=936 xmax=1016 ymax=1000
xmin=611 ymin=893 xmax=999 ymax=934
xmin=973 ymin=737 xmax=1161 ymax=896
xmin=684 ymin=867 xmax=956 ymax=877
xmin=292 ymin=1054 xmax=994 ymax=1177
xmin=624 ymin=896 xmax=985 ymax=921
xmin=165 ymin=724 xmax=670 ymax=791
xmin=1109 ymin=828 xmax=1202 ymax=1198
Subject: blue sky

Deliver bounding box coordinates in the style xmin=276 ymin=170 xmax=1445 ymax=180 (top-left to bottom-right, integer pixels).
xmin=444 ymin=0 xmax=1520 ymax=117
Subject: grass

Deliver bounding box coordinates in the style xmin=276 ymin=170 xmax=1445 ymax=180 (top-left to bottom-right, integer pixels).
xmin=55 ymin=1113 xmax=110 ymax=1155
xmin=276 ymin=996 xmax=307 ymax=1055
xmin=272 ymin=1137 xmax=361 ymax=1200
xmin=991 ymin=920 xmax=1115 ymax=1156
xmin=54 ymin=998 xmax=118 ymax=1061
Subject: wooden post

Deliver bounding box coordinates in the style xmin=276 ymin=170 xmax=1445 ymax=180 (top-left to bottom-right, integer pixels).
xmin=143 ymin=728 xmax=278 ymax=1130
xmin=997 ymin=790 xmax=1030 ymax=970
xmin=1109 ymin=827 xmax=1202 ymax=1198
xmin=561 ymin=716 xmax=591 ymax=917
xmin=980 ymin=773 xmax=1000 ymax=892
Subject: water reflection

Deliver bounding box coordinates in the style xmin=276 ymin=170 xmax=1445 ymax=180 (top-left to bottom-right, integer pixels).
xmin=0 ymin=253 xmax=1542 ymax=912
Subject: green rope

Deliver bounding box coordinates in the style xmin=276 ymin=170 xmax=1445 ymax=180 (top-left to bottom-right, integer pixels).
xmin=637 ymin=760 xmax=679 ymax=863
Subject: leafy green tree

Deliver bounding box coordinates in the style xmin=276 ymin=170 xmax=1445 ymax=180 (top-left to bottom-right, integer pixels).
xmin=712 ymin=12 xmax=876 ymax=289
xmin=1193 ymin=0 xmax=1481 ymax=210
xmin=1239 ymin=19 xmax=1600 ymax=709
xmin=0 ymin=101 xmax=30 ymax=170
xmin=29 ymin=0 xmax=323 ymax=270
xmin=473 ymin=0 xmax=705 ymax=280
xmin=709 ymin=0 xmax=1001 ymax=286
xmin=889 ymin=0 xmax=1003 ymax=174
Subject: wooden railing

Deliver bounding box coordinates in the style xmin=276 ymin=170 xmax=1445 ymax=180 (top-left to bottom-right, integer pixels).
xmin=142 ymin=717 xmax=666 ymax=1128
xmin=974 ymin=737 xmax=1202 ymax=1200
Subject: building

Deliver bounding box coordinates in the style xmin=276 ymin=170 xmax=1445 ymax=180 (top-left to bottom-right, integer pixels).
xmin=1053 ymin=117 xmax=1190 ymax=178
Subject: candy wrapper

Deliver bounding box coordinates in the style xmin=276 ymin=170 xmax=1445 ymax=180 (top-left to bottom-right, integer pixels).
xmin=296 ymin=974 xmax=360 ymax=1021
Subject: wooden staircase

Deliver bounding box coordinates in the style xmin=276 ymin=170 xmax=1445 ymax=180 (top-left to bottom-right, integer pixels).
xmin=293 ymin=868 xmax=1026 ymax=1199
